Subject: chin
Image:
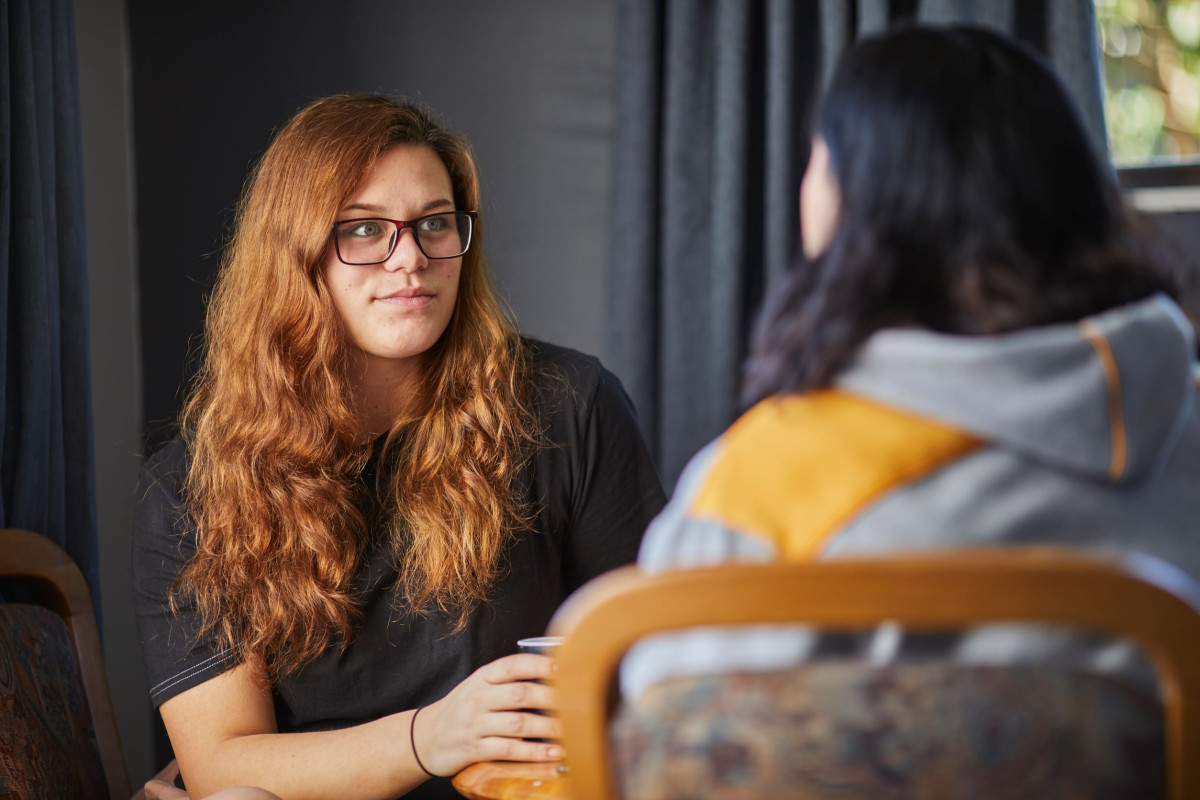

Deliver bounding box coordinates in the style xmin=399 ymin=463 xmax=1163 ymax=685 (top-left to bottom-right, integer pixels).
xmin=370 ymin=346 xmax=433 ymax=362
xmin=368 ymin=336 xmax=443 ymax=362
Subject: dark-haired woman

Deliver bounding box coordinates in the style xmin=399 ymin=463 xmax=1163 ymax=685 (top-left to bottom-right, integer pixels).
xmin=624 ymin=24 xmax=1199 ymax=696
xmin=132 ymin=95 xmax=664 ymax=799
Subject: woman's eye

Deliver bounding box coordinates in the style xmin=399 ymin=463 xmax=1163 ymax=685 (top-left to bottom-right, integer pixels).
xmin=347 ymin=221 xmax=384 ymax=238
xmin=418 ymin=215 xmax=449 ymax=233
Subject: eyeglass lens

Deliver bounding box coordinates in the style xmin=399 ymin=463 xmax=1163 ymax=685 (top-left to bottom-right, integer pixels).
xmin=335 ymin=213 xmax=473 ymax=264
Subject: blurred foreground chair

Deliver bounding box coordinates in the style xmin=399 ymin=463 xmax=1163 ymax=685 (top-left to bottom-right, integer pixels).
xmin=0 ymin=527 xmax=131 ymax=799
xmin=548 ymin=550 xmax=1200 ymax=800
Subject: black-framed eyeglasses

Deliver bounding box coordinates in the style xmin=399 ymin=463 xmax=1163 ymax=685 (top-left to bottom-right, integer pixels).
xmin=331 ymin=211 xmax=478 ymax=265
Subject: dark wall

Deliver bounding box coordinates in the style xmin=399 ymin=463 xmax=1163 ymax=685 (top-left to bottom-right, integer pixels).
xmin=76 ymin=0 xmax=148 ymax=778
xmin=130 ymin=1 xmax=616 ymax=451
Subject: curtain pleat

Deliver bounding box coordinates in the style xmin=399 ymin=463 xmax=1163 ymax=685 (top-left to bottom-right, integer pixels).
xmin=608 ymin=0 xmax=1106 ymax=488
xmin=0 ymin=0 xmax=98 ymax=616
xmin=818 ymin=0 xmax=852 ymax=85
xmin=764 ymin=0 xmax=816 ymax=286
xmin=608 ymin=0 xmax=665 ymax=450
xmin=1048 ymin=0 xmax=1108 ymax=154
xmin=657 ymin=0 xmax=717 ymax=485
xmin=859 ymin=0 xmax=891 ymax=36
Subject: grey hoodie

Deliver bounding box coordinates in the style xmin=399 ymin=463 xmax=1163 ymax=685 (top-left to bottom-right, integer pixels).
xmin=623 ymin=295 xmax=1200 ymax=697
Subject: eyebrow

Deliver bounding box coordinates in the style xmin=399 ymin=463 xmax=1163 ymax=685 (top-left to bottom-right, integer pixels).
xmin=341 ymin=199 xmax=455 ymax=215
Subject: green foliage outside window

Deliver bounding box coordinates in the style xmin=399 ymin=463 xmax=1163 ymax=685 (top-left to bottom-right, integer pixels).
xmin=1097 ymin=0 xmax=1200 ymax=163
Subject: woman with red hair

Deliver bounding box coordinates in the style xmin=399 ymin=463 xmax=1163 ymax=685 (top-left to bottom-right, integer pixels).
xmin=133 ymin=95 xmax=663 ymax=799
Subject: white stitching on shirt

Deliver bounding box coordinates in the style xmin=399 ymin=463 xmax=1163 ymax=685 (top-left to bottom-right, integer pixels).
xmin=149 ymin=648 xmax=233 ymax=698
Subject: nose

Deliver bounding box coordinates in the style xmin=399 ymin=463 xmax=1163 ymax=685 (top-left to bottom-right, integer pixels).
xmin=384 ymin=228 xmax=427 ymax=273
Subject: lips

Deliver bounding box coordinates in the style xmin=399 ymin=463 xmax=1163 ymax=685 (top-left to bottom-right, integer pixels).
xmin=375 ymin=287 xmax=435 ymax=307
xmin=379 ymin=286 xmax=433 ymax=299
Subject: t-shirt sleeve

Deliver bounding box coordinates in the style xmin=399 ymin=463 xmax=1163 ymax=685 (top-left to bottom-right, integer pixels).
xmin=560 ymin=361 xmax=667 ymax=588
xmin=132 ymin=441 xmax=240 ymax=707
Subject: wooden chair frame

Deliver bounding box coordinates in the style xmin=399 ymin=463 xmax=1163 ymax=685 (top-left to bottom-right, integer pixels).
xmin=548 ymin=549 xmax=1200 ymax=800
xmin=0 ymin=527 xmax=131 ymax=799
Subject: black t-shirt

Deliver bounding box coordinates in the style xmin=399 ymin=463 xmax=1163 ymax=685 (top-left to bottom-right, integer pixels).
xmin=132 ymin=341 xmax=665 ymax=798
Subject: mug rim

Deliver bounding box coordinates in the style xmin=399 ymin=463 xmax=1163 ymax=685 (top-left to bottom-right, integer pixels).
xmin=517 ymin=635 xmax=565 ymax=649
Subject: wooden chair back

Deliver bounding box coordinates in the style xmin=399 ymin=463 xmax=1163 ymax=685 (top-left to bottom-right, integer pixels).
xmin=547 ymin=549 xmax=1200 ymax=800
xmin=0 ymin=527 xmax=130 ymax=798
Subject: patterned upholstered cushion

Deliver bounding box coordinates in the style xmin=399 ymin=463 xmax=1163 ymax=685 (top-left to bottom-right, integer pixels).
xmin=612 ymin=661 xmax=1164 ymax=800
xmin=0 ymin=604 xmax=108 ymax=800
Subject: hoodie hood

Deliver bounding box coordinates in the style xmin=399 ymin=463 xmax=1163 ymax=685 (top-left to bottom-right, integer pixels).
xmin=835 ymin=295 xmax=1197 ymax=483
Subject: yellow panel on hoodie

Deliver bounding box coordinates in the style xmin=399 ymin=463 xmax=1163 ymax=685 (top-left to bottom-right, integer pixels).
xmin=688 ymin=390 xmax=985 ymax=560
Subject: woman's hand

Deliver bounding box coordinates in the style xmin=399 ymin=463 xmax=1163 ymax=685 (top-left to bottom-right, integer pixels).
xmin=414 ymin=653 xmax=563 ymax=777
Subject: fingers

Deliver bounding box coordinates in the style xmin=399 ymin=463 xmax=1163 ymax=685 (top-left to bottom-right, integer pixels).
xmin=417 ymin=704 xmax=564 ymax=776
xmin=476 ymin=736 xmax=564 ymax=764
xmin=420 ymin=654 xmax=563 ymax=775
xmin=457 ymin=668 xmax=556 ymax=714
xmin=493 ymin=678 xmax=555 ymax=712
xmin=478 ymin=653 xmax=556 ymax=685
xmin=473 ymin=663 xmax=556 ymax=713
xmin=480 ymin=710 xmax=563 ymax=741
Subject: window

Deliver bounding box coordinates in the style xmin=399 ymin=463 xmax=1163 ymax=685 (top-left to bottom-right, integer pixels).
xmin=1097 ymin=0 xmax=1200 ymax=165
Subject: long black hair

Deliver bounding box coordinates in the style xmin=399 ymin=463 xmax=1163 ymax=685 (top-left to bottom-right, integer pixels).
xmin=742 ymin=25 xmax=1177 ymax=405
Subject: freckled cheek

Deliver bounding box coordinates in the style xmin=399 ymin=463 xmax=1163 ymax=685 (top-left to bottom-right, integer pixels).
xmin=330 ymin=276 xmax=367 ymax=298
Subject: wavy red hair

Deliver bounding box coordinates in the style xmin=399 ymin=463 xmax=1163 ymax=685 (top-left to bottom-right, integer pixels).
xmin=177 ymin=95 xmax=540 ymax=680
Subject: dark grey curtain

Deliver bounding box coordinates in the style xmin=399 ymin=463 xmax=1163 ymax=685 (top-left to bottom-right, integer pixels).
xmin=0 ymin=0 xmax=99 ymax=613
xmin=608 ymin=0 xmax=1106 ymax=487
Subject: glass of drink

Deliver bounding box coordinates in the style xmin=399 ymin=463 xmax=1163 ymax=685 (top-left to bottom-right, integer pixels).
xmin=517 ymin=636 xmax=564 ymax=741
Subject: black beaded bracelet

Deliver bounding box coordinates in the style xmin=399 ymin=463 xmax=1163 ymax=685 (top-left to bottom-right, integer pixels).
xmin=410 ymin=706 xmax=439 ymax=778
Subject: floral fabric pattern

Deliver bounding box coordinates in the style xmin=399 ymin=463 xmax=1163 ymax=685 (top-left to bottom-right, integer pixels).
xmin=612 ymin=661 xmax=1164 ymax=800
xmin=0 ymin=604 xmax=107 ymax=799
